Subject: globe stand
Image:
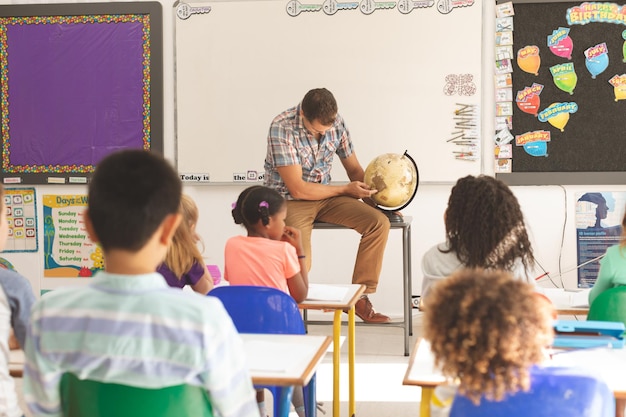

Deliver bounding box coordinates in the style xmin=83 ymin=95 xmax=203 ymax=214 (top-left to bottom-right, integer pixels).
xmin=382 ymin=211 xmax=405 ymax=223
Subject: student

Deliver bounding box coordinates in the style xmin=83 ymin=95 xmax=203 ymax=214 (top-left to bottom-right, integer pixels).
xmin=0 ymin=184 xmax=36 ymax=417
xmin=421 ymin=175 xmax=535 ymax=302
xmin=23 ymin=150 xmax=259 ymax=417
xmin=224 ymin=185 xmax=308 ymax=417
xmin=423 ymin=268 xmax=555 ymax=416
xmin=157 ymin=194 xmax=214 ymax=294
xmin=588 ymin=208 xmax=626 ymax=306
xmin=225 ymin=185 xmax=308 ymax=303
xmin=264 ymin=87 xmax=391 ymax=323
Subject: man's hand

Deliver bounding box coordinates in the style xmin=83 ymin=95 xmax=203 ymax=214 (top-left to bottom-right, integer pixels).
xmin=345 ymin=181 xmax=377 ymax=199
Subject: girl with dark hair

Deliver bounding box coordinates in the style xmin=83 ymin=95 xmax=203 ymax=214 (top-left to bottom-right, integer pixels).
xmin=225 ymin=185 xmax=309 ymax=417
xmin=421 ymin=175 xmax=536 ymax=302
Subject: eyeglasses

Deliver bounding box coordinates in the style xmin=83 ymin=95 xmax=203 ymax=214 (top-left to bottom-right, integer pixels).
xmin=303 ymin=116 xmax=333 ymax=136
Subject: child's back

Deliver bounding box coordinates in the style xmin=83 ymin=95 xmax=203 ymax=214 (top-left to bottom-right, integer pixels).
xmin=0 ymin=268 xmax=35 ymax=417
xmin=23 ymin=150 xmax=259 ymax=417
xmin=0 ymin=182 xmax=36 ymax=417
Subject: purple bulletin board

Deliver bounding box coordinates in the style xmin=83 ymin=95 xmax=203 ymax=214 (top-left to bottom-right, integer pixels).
xmin=0 ymin=2 xmax=163 ymax=185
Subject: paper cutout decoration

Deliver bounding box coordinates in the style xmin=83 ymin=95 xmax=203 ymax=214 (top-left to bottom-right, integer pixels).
xmin=584 ymin=43 xmax=609 ymax=79
xmin=548 ymin=27 xmax=573 ymax=60
xmin=517 ymin=45 xmax=541 ymax=75
xmin=609 ymin=74 xmax=626 ymax=101
xmin=622 ymin=30 xmax=626 ymax=62
xmin=523 ymin=141 xmax=548 ymax=157
xmin=550 ymin=63 xmax=578 ymax=94
xmin=515 ymin=130 xmax=551 ymax=157
xmin=538 ymin=102 xmax=578 ymax=132
xmin=516 ymin=83 xmax=544 ymax=116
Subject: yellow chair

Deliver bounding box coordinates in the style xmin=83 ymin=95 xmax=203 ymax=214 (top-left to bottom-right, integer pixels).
xmin=60 ymin=373 xmax=214 ymax=417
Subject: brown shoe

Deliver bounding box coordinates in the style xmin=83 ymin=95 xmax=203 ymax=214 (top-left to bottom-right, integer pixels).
xmin=352 ymin=296 xmax=391 ymax=324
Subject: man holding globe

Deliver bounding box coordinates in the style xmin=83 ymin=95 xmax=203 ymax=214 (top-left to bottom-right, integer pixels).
xmin=264 ymin=88 xmax=392 ymax=324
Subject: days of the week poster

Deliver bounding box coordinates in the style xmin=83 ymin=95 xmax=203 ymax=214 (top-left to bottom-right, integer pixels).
xmin=42 ymin=194 xmax=103 ymax=278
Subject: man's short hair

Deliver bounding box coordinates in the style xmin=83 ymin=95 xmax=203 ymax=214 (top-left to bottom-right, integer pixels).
xmin=301 ymin=88 xmax=338 ymax=126
xmin=88 ymin=149 xmax=182 ymax=252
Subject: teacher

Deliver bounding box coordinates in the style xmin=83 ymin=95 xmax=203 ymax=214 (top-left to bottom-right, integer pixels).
xmin=264 ymin=88 xmax=392 ymax=324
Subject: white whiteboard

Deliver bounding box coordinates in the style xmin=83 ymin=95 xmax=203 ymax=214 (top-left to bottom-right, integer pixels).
xmin=174 ymin=0 xmax=482 ymax=183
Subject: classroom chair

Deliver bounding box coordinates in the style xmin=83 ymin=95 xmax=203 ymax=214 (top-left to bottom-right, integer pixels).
xmin=210 ymin=285 xmax=316 ymax=417
xmin=60 ymin=372 xmax=214 ymax=417
xmin=588 ymin=286 xmax=626 ymax=330
xmin=448 ymin=366 xmax=614 ymax=417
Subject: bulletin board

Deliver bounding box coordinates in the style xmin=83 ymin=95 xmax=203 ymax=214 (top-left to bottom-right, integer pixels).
xmin=0 ymin=2 xmax=163 ymax=185
xmin=174 ymin=0 xmax=483 ymax=184
xmin=496 ymin=0 xmax=626 ymax=185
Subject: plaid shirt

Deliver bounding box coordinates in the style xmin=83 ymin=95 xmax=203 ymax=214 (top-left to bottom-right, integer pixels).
xmin=264 ymin=103 xmax=353 ymax=199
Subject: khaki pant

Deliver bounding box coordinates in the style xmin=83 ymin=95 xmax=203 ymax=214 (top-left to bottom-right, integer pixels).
xmin=285 ymin=196 xmax=390 ymax=294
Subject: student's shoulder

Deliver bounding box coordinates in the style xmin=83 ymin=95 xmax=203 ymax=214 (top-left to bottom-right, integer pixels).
xmin=0 ymin=267 xmax=32 ymax=289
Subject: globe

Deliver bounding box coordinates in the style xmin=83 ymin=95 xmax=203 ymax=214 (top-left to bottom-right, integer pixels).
xmin=363 ymin=151 xmax=419 ymax=215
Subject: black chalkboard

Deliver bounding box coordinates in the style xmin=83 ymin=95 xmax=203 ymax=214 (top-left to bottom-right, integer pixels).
xmin=497 ymin=1 xmax=626 ymax=185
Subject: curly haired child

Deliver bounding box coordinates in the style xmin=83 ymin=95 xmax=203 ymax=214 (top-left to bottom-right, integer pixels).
xmin=421 ymin=175 xmax=536 ymax=302
xmin=157 ymin=194 xmax=214 ymax=294
xmin=423 ymin=268 xmax=555 ymax=416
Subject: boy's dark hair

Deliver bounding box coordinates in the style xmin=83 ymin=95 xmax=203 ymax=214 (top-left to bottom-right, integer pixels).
xmin=443 ymin=175 xmax=534 ymax=274
xmin=88 ymin=150 xmax=182 ymax=252
xmin=301 ymin=88 xmax=338 ymax=126
xmin=232 ymin=186 xmax=285 ymax=228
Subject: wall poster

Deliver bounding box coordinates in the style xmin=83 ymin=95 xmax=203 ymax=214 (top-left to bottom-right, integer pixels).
xmin=576 ymin=191 xmax=626 ymax=287
xmin=43 ymin=194 xmax=102 ymax=279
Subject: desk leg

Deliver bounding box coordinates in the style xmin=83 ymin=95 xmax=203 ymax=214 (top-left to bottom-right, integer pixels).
xmin=349 ymin=306 xmax=356 ymax=417
xmin=333 ymin=309 xmax=341 ymax=417
xmin=419 ymin=387 xmax=433 ymax=417
xmin=402 ymin=225 xmax=411 ymax=356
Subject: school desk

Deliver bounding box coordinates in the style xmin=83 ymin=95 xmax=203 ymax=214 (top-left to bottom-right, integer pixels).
xmin=311 ymin=216 xmax=414 ymax=357
xmin=403 ymin=338 xmax=626 ymax=417
xmin=543 ymin=287 xmax=590 ymax=316
xmin=8 ymin=333 xmax=332 ymax=417
xmin=401 ymin=338 xmax=446 ymax=417
xmin=300 ymin=283 xmax=366 ymax=417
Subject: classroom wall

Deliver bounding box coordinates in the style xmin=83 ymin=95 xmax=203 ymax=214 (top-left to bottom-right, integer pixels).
xmin=4 ymin=0 xmax=626 ymax=317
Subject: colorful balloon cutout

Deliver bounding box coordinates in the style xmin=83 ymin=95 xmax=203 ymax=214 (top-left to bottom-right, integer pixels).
xmin=517 ymin=94 xmax=540 ymax=116
xmin=517 ymin=46 xmax=541 ymax=76
xmin=548 ymin=112 xmax=570 ymax=132
xmin=614 ymin=85 xmax=626 ymax=101
xmin=586 ymin=54 xmax=609 ymax=79
xmin=523 ymin=141 xmax=548 ymax=157
xmin=622 ymin=30 xmax=626 ymax=63
xmin=553 ymin=72 xmax=577 ymax=95
xmin=549 ymin=36 xmax=573 ymax=59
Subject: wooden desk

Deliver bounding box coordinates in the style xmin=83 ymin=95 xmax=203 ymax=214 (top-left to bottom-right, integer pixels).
xmin=241 ymin=333 xmax=331 ymax=386
xmin=243 ymin=333 xmax=331 ymax=417
xmin=403 ymin=337 xmax=626 ymax=417
xmin=300 ymin=283 xmax=365 ymax=417
xmin=8 ymin=335 xmax=331 ymax=417
xmin=312 ymin=216 xmax=414 ymax=356
xmin=402 ymin=338 xmax=445 ymax=417
xmin=542 ymin=288 xmax=590 ymax=316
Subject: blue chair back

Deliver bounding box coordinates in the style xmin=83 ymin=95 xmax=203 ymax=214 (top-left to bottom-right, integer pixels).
xmin=449 ymin=366 xmax=614 ymax=417
xmin=211 ymin=285 xmax=305 ymax=335
xmin=210 ymin=285 xmax=314 ymax=417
